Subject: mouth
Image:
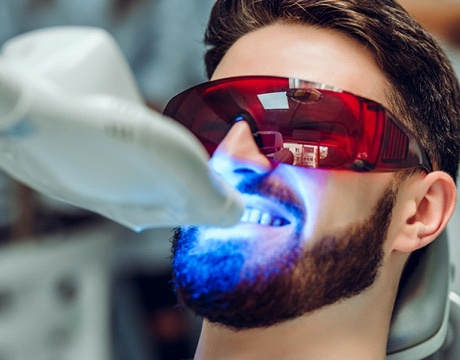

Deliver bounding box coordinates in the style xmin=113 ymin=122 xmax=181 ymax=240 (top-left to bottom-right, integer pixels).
xmin=240 ymin=207 xmax=291 ymax=227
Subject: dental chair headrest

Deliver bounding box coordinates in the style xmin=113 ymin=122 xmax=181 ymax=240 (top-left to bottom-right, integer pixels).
xmin=387 ymin=230 xmax=450 ymax=359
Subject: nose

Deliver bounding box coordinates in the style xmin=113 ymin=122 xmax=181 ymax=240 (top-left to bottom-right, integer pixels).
xmin=209 ymin=121 xmax=273 ymax=182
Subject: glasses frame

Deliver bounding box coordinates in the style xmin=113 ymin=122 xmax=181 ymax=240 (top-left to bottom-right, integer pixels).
xmin=163 ymin=76 xmax=432 ymax=173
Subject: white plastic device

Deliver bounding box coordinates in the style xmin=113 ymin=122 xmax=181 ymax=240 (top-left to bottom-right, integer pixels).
xmin=0 ymin=26 xmax=244 ymax=231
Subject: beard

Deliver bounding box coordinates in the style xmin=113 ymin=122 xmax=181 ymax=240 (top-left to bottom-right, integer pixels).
xmin=171 ymin=176 xmax=398 ymax=330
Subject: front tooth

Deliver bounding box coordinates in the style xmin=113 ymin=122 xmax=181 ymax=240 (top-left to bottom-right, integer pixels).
xmin=249 ymin=209 xmax=262 ymax=223
xmin=260 ymin=213 xmax=272 ymax=225
xmin=241 ymin=209 xmax=250 ymax=222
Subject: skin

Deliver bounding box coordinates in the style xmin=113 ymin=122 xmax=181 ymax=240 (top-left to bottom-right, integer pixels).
xmin=178 ymin=23 xmax=456 ymax=359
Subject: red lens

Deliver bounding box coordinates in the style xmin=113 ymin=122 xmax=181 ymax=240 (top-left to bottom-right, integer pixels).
xmin=163 ymin=76 xmax=432 ymax=172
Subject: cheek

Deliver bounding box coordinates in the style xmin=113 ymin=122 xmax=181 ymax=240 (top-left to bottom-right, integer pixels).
xmin=294 ymin=170 xmax=394 ymax=241
xmin=282 ymin=167 xmax=331 ymax=240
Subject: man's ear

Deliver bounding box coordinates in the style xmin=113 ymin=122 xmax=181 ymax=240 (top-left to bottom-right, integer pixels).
xmin=392 ymin=171 xmax=457 ymax=253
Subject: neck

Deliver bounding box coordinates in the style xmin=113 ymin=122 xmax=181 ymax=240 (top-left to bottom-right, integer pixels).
xmin=193 ymin=254 xmax=405 ymax=360
xmin=195 ymin=301 xmax=388 ymax=360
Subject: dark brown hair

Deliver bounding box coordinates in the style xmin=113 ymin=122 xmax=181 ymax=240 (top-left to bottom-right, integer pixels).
xmin=204 ymin=0 xmax=460 ymax=181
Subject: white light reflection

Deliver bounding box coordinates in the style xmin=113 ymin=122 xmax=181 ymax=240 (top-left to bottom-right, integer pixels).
xmin=257 ymin=92 xmax=289 ymax=110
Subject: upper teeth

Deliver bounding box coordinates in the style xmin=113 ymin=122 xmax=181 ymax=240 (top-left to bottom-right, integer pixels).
xmin=241 ymin=208 xmax=288 ymax=226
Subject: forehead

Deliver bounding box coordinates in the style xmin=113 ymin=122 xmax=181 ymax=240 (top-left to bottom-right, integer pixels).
xmin=212 ymin=22 xmax=391 ymax=109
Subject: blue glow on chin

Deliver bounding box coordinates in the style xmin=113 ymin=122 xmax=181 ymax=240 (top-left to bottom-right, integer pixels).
xmin=173 ymin=227 xmax=248 ymax=299
xmin=173 ymin=214 xmax=304 ymax=303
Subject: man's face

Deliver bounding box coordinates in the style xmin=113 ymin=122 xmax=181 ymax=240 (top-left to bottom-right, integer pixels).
xmin=172 ymin=23 xmax=398 ymax=329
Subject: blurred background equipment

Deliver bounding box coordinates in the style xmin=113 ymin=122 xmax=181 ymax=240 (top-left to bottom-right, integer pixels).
xmin=0 ymin=1 xmax=216 ymax=359
xmin=0 ymin=223 xmax=114 ymax=360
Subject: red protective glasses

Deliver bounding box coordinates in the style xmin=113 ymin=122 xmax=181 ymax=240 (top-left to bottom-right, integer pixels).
xmin=163 ymin=76 xmax=432 ymax=172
